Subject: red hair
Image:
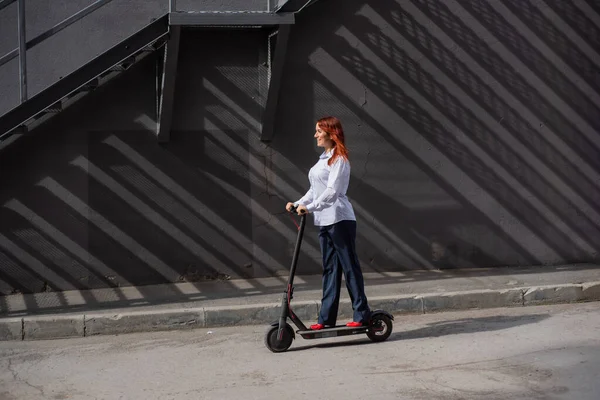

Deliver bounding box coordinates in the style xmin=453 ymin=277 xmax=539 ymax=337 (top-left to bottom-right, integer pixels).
xmin=317 ymin=116 xmax=349 ymax=166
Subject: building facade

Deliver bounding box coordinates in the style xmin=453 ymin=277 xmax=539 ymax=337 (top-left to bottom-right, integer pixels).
xmin=0 ymin=0 xmax=599 ymax=294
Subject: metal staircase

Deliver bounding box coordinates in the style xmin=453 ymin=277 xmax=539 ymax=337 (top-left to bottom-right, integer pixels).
xmin=0 ymin=0 xmax=319 ymax=145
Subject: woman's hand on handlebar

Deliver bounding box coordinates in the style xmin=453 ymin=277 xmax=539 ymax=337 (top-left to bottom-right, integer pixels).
xmin=286 ymin=202 xmax=308 ymax=215
xmin=296 ymin=205 xmax=308 ymax=215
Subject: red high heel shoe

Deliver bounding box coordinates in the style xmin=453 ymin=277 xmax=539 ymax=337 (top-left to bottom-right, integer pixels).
xmin=346 ymin=321 xmax=362 ymax=327
xmin=310 ymin=323 xmax=324 ymax=330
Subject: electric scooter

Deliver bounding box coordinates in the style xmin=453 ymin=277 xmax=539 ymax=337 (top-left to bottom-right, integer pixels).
xmin=264 ymin=205 xmax=394 ymax=352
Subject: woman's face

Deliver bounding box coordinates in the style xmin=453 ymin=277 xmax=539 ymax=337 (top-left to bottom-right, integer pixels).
xmin=314 ymin=123 xmax=333 ymax=149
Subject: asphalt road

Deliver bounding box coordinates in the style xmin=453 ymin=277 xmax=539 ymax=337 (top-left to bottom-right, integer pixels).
xmin=1 ymin=302 xmax=599 ymax=400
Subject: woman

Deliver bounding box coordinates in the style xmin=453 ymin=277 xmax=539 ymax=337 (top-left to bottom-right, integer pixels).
xmin=286 ymin=116 xmax=371 ymax=330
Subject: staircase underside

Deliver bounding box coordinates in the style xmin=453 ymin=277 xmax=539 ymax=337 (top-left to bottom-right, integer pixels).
xmin=0 ymin=1 xmax=321 ymax=147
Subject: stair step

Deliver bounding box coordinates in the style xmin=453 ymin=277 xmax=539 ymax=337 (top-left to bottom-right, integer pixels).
xmin=44 ymin=102 xmax=63 ymax=113
xmin=10 ymin=125 xmax=28 ymax=134
xmin=141 ymin=39 xmax=166 ymax=52
xmin=0 ymin=126 xmax=28 ymax=145
xmin=80 ymin=78 xmax=99 ymax=91
xmin=109 ymin=56 xmax=136 ymax=71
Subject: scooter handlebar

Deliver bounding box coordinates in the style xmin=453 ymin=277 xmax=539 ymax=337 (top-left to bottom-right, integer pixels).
xmin=289 ymin=205 xmax=307 ymax=215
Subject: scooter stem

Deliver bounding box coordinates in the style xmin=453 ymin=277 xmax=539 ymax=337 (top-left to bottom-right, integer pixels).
xmin=287 ymin=212 xmax=307 ymax=288
xmin=278 ymin=209 xmax=307 ymax=340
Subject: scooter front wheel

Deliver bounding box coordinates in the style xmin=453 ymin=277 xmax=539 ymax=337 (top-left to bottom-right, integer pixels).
xmin=264 ymin=324 xmax=295 ymax=353
xmin=367 ymin=314 xmax=393 ymax=342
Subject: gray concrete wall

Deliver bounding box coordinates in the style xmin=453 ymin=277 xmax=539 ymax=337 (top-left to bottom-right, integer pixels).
xmin=0 ymin=0 xmax=599 ymax=296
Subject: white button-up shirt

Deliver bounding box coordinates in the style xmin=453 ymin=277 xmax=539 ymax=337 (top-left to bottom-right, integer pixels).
xmin=295 ymin=149 xmax=356 ymax=226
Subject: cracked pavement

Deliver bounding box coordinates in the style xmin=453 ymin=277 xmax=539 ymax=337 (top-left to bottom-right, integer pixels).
xmin=1 ymin=303 xmax=599 ymax=399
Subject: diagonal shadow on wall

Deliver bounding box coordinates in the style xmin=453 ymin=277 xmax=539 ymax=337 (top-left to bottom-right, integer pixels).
xmin=582 ymin=0 xmax=600 ymax=16
xmin=367 ymin=2 xmax=600 ymax=217
xmin=544 ymin=0 xmax=600 ymax=55
xmin=502 ymin=0 xmax=600 ymax=93
xmin=458 ymin=0 xmax=600 ymax=129
xmin=349 ymin=9 xmax=600 ymax=251
xmin=324 ymin=37 xmax=591 ymax=261
xmin=410 ymin=0 xmax=600 ymax=172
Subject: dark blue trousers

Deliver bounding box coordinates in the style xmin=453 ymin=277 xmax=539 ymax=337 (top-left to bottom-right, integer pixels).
xmin=317 ymin=220 xmax=370 ymax=326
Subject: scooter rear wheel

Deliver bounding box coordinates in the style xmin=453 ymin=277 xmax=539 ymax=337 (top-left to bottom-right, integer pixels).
xmin=264 ymin=324 xmax=295 ymax=353
xmin=367 ymin=314 xmax=393 ymax=342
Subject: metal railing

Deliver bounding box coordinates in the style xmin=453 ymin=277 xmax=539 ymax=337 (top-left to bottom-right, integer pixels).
xmin=0 ymin=0 xmax=115 ymax=103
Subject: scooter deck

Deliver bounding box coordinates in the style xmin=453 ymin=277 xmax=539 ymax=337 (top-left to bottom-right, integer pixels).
xmin=297 ymin=325 xmax=369 ymax=339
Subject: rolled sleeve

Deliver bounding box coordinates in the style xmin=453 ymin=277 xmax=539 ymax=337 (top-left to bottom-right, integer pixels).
xmin=295 ymin=187 xmax=314 ymax=206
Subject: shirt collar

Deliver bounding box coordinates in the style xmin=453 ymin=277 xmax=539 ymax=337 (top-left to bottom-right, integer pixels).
xmin=320 ymin=148 xmax=334 ymax=159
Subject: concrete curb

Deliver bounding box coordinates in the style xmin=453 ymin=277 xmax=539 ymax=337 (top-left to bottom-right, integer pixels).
xmin=2 ymin=282 xmax=599 ymax=341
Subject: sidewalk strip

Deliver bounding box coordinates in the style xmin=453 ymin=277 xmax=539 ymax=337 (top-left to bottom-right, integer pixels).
xmin=1 ymin=282 xmax=599 ymax=341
